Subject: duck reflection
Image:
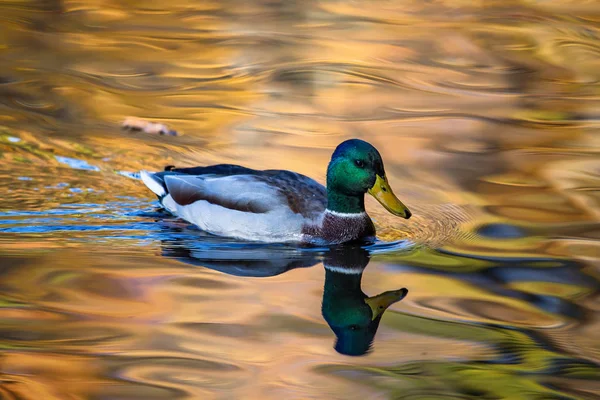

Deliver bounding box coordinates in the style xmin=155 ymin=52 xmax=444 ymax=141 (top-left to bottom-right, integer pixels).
xmin=322 ymin=246 xmax=408 ymax=356
xmin=159 ymin=231 xmax=408 ymax=356
xmin=156 ymin=221 xmax=321 ymax=277
xmin=161 ymin=240 xmax=320 ymax=277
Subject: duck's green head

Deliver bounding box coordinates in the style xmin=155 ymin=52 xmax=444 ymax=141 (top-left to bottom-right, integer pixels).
xmin=321 ymin=247 xmax=409 ymax=356
xmin=326 ymin=139 xmax=411 ymax=218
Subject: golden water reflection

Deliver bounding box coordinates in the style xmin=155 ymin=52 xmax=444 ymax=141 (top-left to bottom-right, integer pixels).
xmin=1 ymin=0 xmax=600 ymax=398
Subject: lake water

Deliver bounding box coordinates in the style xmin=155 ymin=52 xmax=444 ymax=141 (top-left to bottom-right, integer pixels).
xmin=1 ymin=1 xmax=599 ymax=399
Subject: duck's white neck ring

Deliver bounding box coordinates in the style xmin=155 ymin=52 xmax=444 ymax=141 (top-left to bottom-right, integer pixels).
xmin=324 ymin=209 xmax=367 ymax=218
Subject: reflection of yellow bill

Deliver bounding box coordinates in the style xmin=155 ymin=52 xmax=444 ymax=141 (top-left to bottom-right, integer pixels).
xmin=365 ymin=289 xmax=408 ymax=320
xmin=368 ymin=175 xmax=412 ymax=219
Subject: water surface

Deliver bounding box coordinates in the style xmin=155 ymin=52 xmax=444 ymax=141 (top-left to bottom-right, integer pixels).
xmin=1 ymin=0 xmax=600 ymax=399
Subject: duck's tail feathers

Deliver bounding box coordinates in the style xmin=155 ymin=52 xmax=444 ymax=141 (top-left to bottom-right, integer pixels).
xmin=140 ymin=170 xmax=167 ymax=197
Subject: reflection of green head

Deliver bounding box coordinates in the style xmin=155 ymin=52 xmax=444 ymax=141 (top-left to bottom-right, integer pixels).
xmin=321 ymin=246 xmax=408 ymax=356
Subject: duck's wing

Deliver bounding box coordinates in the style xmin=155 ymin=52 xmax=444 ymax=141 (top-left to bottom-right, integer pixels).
xmin=256 ymin=170 xmax=328 ymax=218
xmin=141 ymin=165 xmax=327 ymax=219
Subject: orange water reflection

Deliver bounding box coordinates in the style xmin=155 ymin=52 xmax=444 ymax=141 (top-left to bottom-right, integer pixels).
xmin=1 ymin=0 xmax=599 ymax=398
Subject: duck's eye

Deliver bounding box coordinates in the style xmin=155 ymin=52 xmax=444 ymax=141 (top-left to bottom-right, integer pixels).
xmin=349 ymin=324 xmax=360 ymax=331
xmin=354 ymin=160 xmax=365 ymax=168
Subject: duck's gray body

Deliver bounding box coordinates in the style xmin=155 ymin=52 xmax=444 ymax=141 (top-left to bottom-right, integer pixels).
xmin=141 ymin=164 xmax=375 ymax=244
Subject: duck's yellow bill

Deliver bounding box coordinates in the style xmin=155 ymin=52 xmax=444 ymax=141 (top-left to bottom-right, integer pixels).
xmin=367 ymin=175 xmax=412 ymax=219
xmin=365 ymin=288 xmax=408 ymax=320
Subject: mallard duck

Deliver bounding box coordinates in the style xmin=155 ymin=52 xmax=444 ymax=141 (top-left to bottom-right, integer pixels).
xmin=322 ymin=246 xmax=408 ymax=356
xmin=140 ymin=139 xmax=411 ymax=244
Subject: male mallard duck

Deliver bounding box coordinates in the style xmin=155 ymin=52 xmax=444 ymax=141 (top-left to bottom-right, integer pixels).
xmin=322 ymin=246 xmax=408 ymax=356
xmin=140 ymin=139 xmax=411 ymax=244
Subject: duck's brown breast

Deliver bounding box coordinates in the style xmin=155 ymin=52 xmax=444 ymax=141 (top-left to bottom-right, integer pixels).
xmin=301 ymin=211 xmax=375 ymax=244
